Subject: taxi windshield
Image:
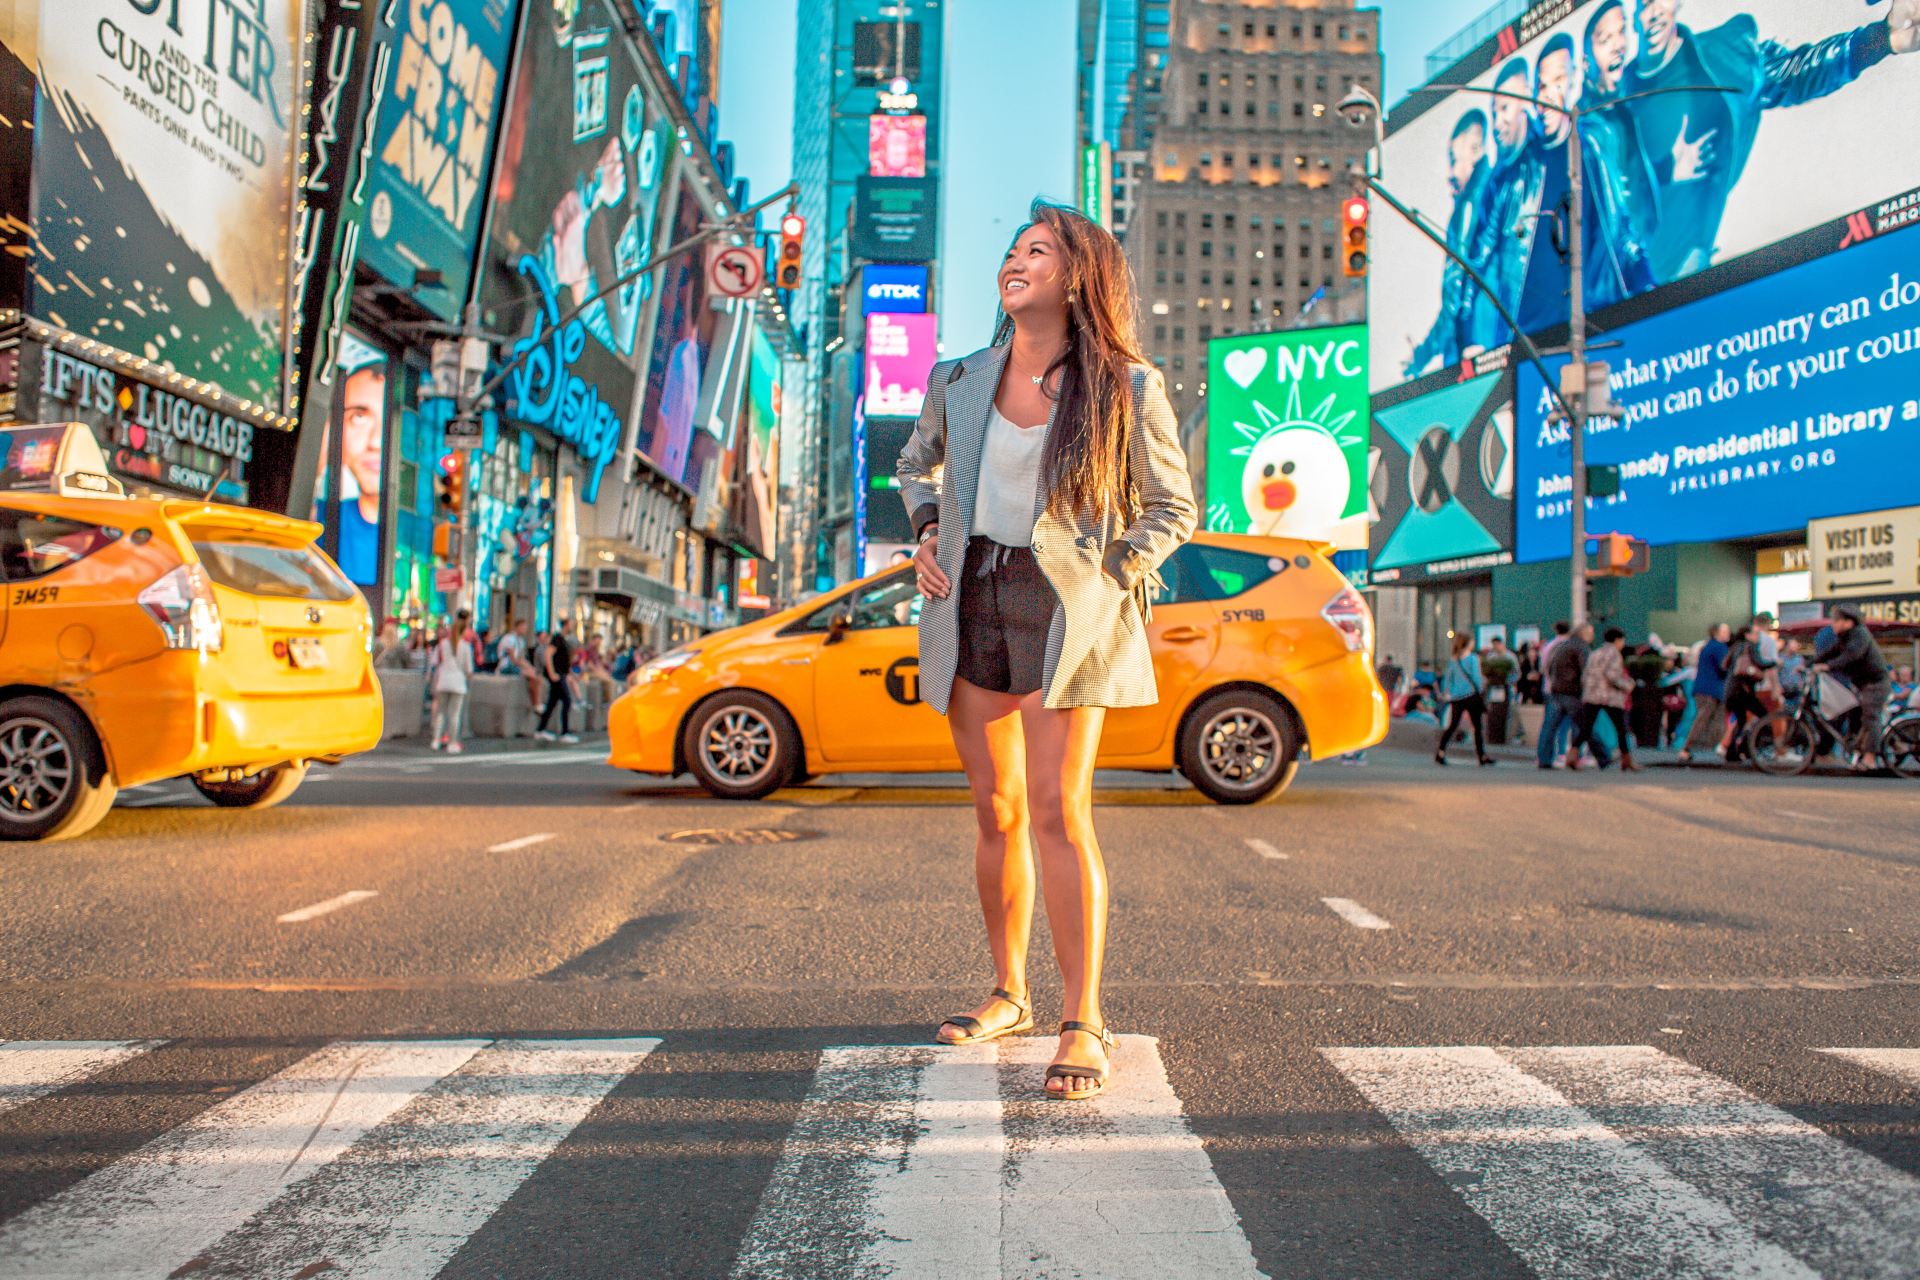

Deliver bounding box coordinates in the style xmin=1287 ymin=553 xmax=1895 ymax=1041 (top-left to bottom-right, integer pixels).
xmin=193 ymin=540 xmax=357 ymax=602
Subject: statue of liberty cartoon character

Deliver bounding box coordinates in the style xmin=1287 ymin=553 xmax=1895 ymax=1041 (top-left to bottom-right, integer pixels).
xmin=1209 ymin=382 xmax=1363 ymax=539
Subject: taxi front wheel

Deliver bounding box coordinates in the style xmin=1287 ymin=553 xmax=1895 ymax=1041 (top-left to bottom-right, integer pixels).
xmin=0 ymin=695 xmax=118 ymax=841
xmin=1178 ymin=689 xmax=1300 ymax=805
xmin=683 ymin=691 xmax=800 ymax=800
xmin=192 ymin=762 xmax=308 ymax=809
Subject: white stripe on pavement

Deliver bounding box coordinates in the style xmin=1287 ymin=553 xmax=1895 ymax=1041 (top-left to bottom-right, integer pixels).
xmin=1508 ymin=1046 xmax=1920 ymax=1280
xmin=1320 ymin=897 xmax=1391 ymax=930
xmin=735 ymin=1037 xmax=1258 ymax=1278
xmin=0 ymin=1042 xmax=160 ymax=1117
xmin=487 ymin=833 xmax=556 ymax=853
xmin=0 ymin=1039 xmax=486 ymax=1279
xmin=184 ymin=1038 xmax=659 ymax=1279
xmin=999 ymin=1034 xmax=1261 ymax=1278
xmin=1244 ymin=838 xmax=1287 ymax=860
xmin=1321 ymin=1046 xmax=1816 ymax=1279
xmin=733 ymin=1043 xmax=1002 ymax=1278
xmin=1820 ymin=1048 xmax=1920 ymax=1090
xmin=275 ymin=890 xmax=378 ymax=924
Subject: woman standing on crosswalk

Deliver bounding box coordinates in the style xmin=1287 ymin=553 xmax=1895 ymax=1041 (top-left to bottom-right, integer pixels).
xmin=897 ymin=200 xmax=1197 ymax=1100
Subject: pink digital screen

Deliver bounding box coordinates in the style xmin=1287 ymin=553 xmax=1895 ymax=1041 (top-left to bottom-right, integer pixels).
xmin=867 ymin=114 xmax=927 ymax=178
xmin=864 ymin=313 xmax=937 ymax=418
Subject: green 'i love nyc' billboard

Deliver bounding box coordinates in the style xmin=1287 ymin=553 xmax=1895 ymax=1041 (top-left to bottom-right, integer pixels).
xmin=1205 ymin=322 xmax=1369 ymax=549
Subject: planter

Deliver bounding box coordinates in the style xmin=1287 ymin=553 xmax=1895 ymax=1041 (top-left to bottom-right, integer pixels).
xmin=1629 ymin=687 xmax=1667 ymax=749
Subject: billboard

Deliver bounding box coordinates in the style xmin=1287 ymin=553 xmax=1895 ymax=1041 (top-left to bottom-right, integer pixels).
xmin=1515 ymin=223 xmax=1920 ymax=563
xmin=313 ymin=333 xmax=389 ymax=588
xmin=1375 ymin=0 xmax=1920 ymax=390
xmin=1369 ymin=370 xmax=1515 ymax=583
xmin=732 ymin=327 xmax=782 ymax=557
xmin=638 ymin=182 xmax=739 ymax=493
xmin=359 ymin=0 xmax=519 ymax=320
xmin=865 ymin=313 xmax=937 ymax=418
xmin=1808 ymin=504 xmax=1920 ymax=601
xmin=868 ymin=114 xmax=928 ymax=177
xmin=854 ymin=176 xmax=938 ymax=262
xmin=1205 ymin=324 xmax=1369 ymax=546
xmin=861 ymin=264 xmax=930 ymax=314
xmin=853 ymin=19 xmax=921 ymax=85
xmin=15 ymin=0 xmax=302 ymax=408
xmin=483 ymin=0 xmax=670 ymax=502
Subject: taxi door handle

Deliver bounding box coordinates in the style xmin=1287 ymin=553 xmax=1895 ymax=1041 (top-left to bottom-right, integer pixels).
xmin=1160 ymin=626 xmax=1208 ymax=643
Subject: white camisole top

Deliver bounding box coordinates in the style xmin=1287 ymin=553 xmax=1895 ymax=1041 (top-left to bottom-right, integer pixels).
xmin=972 ymin=406 xmax=1049 ymax=547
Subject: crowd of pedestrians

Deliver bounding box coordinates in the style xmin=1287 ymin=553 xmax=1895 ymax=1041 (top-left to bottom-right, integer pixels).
xmin=1382 ymin=609 xmax=1905 ymax=777
xmin=368 ymin=614 xmax=655 ymax=752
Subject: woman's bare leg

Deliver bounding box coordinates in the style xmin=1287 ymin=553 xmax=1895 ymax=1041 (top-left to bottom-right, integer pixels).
xmin=936 ymin=677 xmax=1036 ymax=1042
xmin=1020 ymin=696 xmax=1109 ymax=1094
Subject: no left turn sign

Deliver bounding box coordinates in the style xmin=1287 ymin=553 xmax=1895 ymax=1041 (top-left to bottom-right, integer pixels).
xmin=708 ymin=245 xmax=765 ymax=299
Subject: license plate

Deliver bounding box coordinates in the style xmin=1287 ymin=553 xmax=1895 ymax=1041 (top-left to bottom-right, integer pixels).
xmin=288 ymin=636 xmax=328 ymax=669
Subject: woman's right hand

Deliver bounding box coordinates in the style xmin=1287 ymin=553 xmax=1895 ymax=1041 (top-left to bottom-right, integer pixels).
xmin=913 ymin=534 xmax=949 ymax=600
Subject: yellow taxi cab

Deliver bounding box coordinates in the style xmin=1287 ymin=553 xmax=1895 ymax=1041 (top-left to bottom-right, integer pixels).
xmin=609 ymin=531 xmax=1386 ymax=803
xmin=0 ymin=424 xmax=383 ymax=840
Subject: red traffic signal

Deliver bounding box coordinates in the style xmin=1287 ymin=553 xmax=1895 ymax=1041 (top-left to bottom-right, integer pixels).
xmin=776 ymin=214 xmax=805 ymax=289
xmin=1341 ymin=197 xmax=1369 ymax=278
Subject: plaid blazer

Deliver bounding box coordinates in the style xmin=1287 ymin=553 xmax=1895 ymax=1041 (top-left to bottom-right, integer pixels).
xmin=896 ymin=343 xmax=1198 ymax=716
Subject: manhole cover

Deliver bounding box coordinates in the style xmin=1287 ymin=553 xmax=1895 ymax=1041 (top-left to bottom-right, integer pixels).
xmin=661 ymin=828 xmax=820 ymax=846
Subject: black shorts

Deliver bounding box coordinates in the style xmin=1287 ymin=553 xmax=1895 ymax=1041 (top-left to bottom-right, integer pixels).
xmin=954 ymin=536 xmax=1059 ymax=696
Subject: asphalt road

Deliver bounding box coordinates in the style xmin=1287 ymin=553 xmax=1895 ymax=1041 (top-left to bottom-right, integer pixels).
xmin=0 ymin=737 xmax=1915 ymax=1278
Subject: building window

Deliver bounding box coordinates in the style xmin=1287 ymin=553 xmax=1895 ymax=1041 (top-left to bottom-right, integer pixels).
xmin=1322 ymin=244 xmax=1334 ymax=260
xmin=1157 ymin=240 xmax=1169 ymax=255
xmin=1155 ymin=325 xmax=1167 ymax=342
xmin=1299 ymin=245 xmax=1310 ymax=260
xmin=1266 ymin=24 xmax=1276 ymax=37
xmin=1200 ymin=241 xmax=1213 ymax=257
xmin=1223 ymin=271 xmax=1235 ymax=286
xmin=1200 ymin=212 xmax=1213 ymax=229
xmin=1173 ymin=326 xmax=1185 ymax=341
xmin=1155 ymin=269 xmax=1167 ymax=284
xmin=1157 ymin=211 xmax=1169 ymax=228
xmin=1316 ymin=75 xmax=1328 ymax=91
xmin=1244 ymin=101 xmax=1255 ymax=117
xmin=1225 ymin=243 xmax=1237 ymax=259
xmin=1173 ymin=355 xmax=1185 ymax=371
xmin=1175 ymin=211 xmax=1187 ymax=228
xmin=1243 ymin=21 xmax=1252 ymax=36
xmin=1314 ymin=23 xmax=1324 ymax=38
xmin=1339 ymin=24 xmax=1349 ymax=40
xmin=1199 ymin=324 xmax=1213 ymax=342
xmin=1223 ymin=213 xmax=1236 ymax=230
xmin=1173 ymin=270 xmax=1185 ymax=284
xmin=1292 ymin=24 xmax=1303 ymax=40
xmin=1198 ymin=100 xmax=1209 ymax=115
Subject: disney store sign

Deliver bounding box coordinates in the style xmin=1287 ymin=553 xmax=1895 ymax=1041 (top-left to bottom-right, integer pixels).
xmin=506 ymin=255 xmax=623 ymax=502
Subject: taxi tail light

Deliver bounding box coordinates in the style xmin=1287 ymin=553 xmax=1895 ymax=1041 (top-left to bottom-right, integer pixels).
xmin=138 ymin=564 xmax=224 ymax=652
xmin=1321 ymin=587 xmax=1372 ymax=656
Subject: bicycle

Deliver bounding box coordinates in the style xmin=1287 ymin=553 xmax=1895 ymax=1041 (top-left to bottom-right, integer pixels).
xmin=1883 ymin=685 xmax=1920 ymax=779
xmin=1744 ymin=675 xmax=1853 ymax=777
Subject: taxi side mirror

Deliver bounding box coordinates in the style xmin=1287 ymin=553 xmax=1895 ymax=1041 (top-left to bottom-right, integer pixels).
xmin=825 ymin=610 xmax=852 ymax=645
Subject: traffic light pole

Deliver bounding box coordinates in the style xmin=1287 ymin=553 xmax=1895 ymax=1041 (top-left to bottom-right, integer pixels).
xmin=456 ymin=181 xmax=800 ymax=421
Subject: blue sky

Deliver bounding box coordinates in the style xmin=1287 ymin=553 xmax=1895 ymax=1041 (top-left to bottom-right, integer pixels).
xmin=716 ymin=1 xmax=1491 ymax=341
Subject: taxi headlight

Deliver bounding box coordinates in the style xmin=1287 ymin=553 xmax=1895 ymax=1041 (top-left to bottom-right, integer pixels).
xmin=639 ymin=648 xmax=700 ymax=683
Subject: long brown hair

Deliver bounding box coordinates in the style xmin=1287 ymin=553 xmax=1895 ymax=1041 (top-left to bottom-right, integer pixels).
xmin=991 ymin=200 xmax=1148 ymax=520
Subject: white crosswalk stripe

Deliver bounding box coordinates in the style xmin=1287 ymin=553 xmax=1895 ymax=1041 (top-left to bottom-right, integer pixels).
xmin=1323 ymin=1044 xmax=1920 ymax=1280
xmin=0 ymin=1037 xmax=1912 ymax=1278
xmin=0 ymin=1041 xmax=160 ymax=1117
xmin=732 ymin=1035 xmax=1261 ymax=1279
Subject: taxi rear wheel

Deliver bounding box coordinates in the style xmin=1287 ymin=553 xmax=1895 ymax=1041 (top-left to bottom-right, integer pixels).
xmin=683 ymin=692 xmax=799 ymax=800
xmin=1178 ymin=689 xmax=1299 ymax=805
xmin=0 ymin=696 xmax=117 ymax=841
xmin=192 ymin=762 xmax=308 ymax=809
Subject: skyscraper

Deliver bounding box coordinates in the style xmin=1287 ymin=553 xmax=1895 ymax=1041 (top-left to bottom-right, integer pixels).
xmin=791 ymin=0 xmax=945 ymax=585
xmin=1123 ymin=0 xmax=1381 ymax=422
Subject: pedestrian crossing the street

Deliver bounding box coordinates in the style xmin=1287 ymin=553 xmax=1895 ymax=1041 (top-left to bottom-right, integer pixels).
xmin=0 ymin=1036 xmax=1912 ymax=1277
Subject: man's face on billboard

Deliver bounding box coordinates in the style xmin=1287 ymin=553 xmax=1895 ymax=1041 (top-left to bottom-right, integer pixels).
xmin=1636 ymin=0 xmax=1680 ymax=60
xmin=1449 ymin=125 xmax=1485 ymax=194
xmin=1590 ymin=7 xmax=1630 ymax=92
xmin=1493 ymin=71 xmax=1531 ymax=151
xmin=341 ymin=367 xmax=385 ymax=503
xmin=1536 ymin=49 xmax=1573 ymax=140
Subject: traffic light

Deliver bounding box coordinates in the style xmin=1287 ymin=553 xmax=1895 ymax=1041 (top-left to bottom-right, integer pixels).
xmin=1341 ymin=197 xmax=1369 ymax=278
xmin=776 ymin=213 xmax=805 ymax=289
xmin=1586 ymin=531 xmax=1649 ymax=577
xmin=433 ymin=451 xmax=465 ymax=517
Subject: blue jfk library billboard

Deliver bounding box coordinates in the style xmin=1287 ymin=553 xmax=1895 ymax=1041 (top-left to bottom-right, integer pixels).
xmin=1516 ymin=224 xmax=1920 ymax=563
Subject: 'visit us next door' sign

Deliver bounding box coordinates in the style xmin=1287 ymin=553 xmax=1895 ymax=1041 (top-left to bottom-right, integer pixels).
xmin=1809 ymin=505 xmax=1920 ymax=600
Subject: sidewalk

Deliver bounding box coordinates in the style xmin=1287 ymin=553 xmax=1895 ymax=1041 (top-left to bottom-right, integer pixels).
xmin=367 ymin=730 xmax=610 ymax=760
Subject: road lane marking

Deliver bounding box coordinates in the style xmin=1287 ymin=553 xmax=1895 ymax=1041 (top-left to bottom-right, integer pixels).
xmin=1321 ymin=897 xmax=1391 ymax=930
xmin=733 ymin=1043 xmax=1001 ymax=1278
xmin=1244 ymin=837 xmax=1288 ymax=860
xmin=0 ymin=1041 xmax=161 ymax=1117
xmin=734 ymin=1036 xmax=1258 ymax=1278
xmin=487 ymin=833 xmax=556 ymax=853
xmin=1321 ymin=1046 xmax=1816 ymax=1279
xmin=999 ymin=1035 xmax=1261 ymax=1277
xmin=1508 ymin=1046 xmax=1920 ymax=1280
xmin=184 ymin=1038 xmax=659 ymax=1279
xmin=1776 ymin=809 xmax=1820 ymax=821
xmin=276 ymin=890 xmax=379 ymax=924
xmin=0 ymin=1039 xmax=487 ymax=1279
xmin=1819 ymin=1048 xmax=1920 ymax=1089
